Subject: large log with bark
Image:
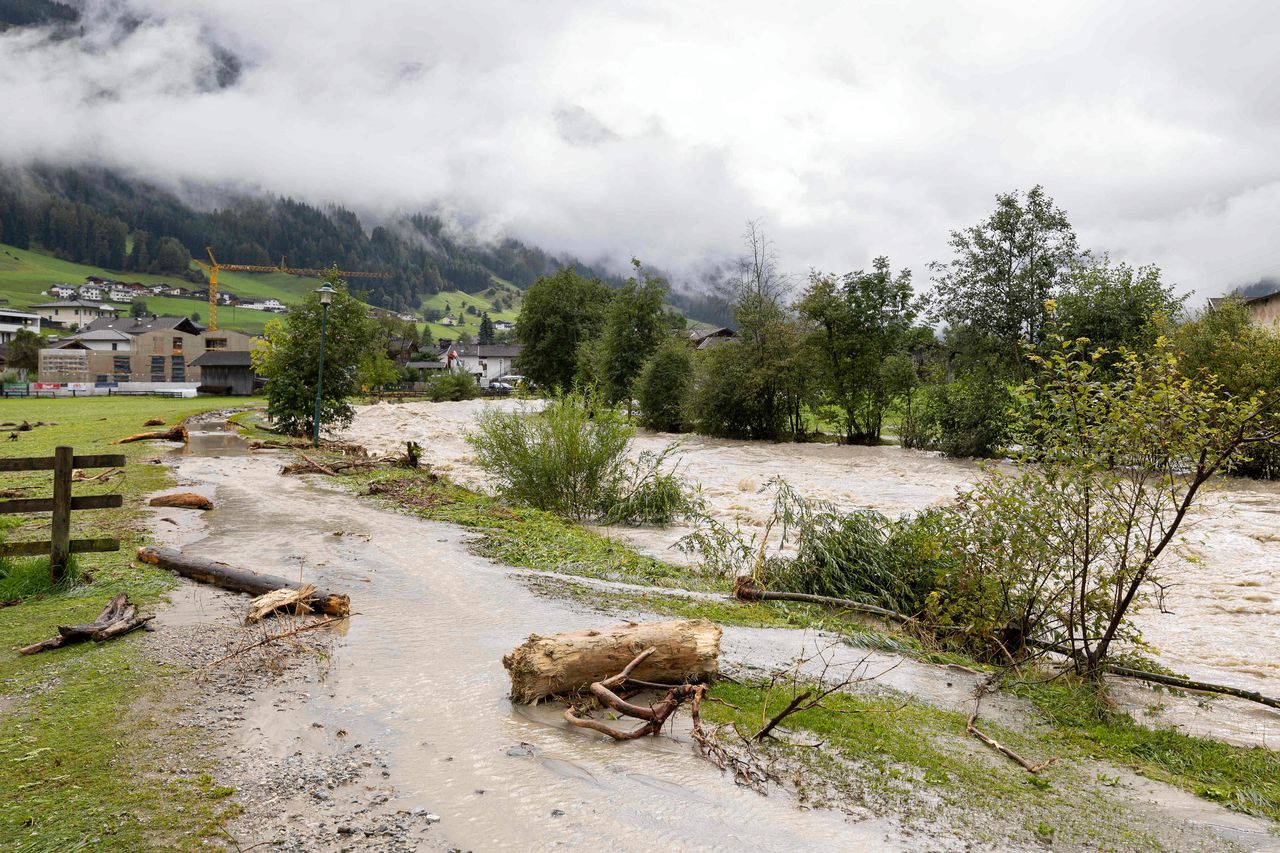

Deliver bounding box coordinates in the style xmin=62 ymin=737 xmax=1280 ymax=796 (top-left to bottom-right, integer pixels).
xmin=504 ymin=619 xmax=721 ymax=704
xmin=136 ymin=545 xmax=350 ymax=616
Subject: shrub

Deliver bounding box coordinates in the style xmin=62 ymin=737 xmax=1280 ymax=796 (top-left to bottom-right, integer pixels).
xmin=916 ymin=372 xmax=1012 ymax=457
xmin=636 ymin=338 xmax=694 ymax=432
xmin=423 ymin=371 xmax=479 ymax=402
xmin=467 ymin=392 xmax=691 ymax=523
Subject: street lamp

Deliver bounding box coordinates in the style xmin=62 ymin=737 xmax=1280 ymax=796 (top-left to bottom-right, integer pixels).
xmin=312 ymin=281 xmax=335 ymax=448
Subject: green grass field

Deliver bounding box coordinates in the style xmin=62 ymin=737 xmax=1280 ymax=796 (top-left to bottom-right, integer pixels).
xmin=416 ymin=279 xmax=522 ymax=343
xmin=0 ymin=395 xmax=265 ymax=850
xmin=0 ymin=243 xmax=311 ymax=335
xmin=0 ymin=242 xmax=524 ymax=339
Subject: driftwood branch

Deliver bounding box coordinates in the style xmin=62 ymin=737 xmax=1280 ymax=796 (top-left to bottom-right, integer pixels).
xmin=562 ymin=646 xmax=708 ymax=741
xmin=200 ymin=615 xmax=346 ymax=671
xmin=1027 ymin=639 xmax=1280 ymax=711
xmin=1105 ymin=665 xmax=1280 ymax=710
xmin=733 ymin=576 xmax=913 ymax=624
xmin=117 ymin=426 xmax=188 ymax=444
xmin=966 ymin=714 xmax=1057 ymax=774
xmin=20 ymin=594 xmax=153 ymax=655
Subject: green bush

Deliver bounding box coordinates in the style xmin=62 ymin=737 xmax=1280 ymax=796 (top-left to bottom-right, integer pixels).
xmin=636 ymin=338 xmax=694 ymax=432
xmin=916 ymin=373 xmax=1012 ymax=457
xmin=768 ymin=504 xmax=955 ymax=616
xmin=423 ymin=371 xmax=479 ymax=402
xmin=467 ymin=392 xmax=690 ymax=523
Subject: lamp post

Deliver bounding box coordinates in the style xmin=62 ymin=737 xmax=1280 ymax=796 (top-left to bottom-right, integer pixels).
xmin=312 ymin=281 xmax=335 ymax=448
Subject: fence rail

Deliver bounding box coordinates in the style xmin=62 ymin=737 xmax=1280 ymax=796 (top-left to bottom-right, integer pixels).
xmin=0 ymin=446 xmax=124 ymax=578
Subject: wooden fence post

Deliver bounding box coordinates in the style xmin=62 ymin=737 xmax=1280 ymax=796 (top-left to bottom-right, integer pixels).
xmin=50 ymin=445 xmax=73 ymax=581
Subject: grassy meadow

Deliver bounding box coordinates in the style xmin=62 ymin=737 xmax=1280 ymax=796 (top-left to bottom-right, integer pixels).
xmin=0 ymin=395 xmax=260 ymax=851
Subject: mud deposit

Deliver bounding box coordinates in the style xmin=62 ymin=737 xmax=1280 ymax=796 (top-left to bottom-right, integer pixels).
xmin=341 ymin=399 xmax=1280 ymax=698
xmin=136 ymin=417 xmax=1280 ymax=851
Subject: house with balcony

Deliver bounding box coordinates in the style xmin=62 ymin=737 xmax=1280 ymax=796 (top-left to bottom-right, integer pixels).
xmin=0 ymin=308 xmax=40 ymax=344
xmin=31 ymin=300 xmax=120 ymax=327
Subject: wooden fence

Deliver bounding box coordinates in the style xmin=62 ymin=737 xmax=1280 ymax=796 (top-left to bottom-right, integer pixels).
xmin=0 ymin=446 xmax=124 ymax=579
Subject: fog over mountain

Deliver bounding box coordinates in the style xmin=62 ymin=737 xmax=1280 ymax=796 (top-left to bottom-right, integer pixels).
xmin=3 ymin=0 xmax=1279 ymax=296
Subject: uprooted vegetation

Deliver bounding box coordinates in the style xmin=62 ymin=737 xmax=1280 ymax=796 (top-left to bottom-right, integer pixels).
xmin=466 ymin=391 xmax=695 ymax=525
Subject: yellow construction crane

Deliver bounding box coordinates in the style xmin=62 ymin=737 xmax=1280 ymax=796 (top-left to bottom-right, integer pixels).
xmin=195 ymin=247 xmax=389 ymax=331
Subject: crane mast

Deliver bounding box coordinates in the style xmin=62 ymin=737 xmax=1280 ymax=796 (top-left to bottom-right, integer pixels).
xmin=195 ymin=247 xmax=388 ymax=331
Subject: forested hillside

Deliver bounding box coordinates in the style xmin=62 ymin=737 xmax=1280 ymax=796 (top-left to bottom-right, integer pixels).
xmin=0 ymin=165 xmax=636 ymax=313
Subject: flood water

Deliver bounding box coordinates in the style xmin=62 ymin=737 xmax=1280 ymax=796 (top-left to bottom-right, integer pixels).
xmin=145 ymin=415 xmax=1280 ymax=851
xmin=341 ymin=399 xmax=1280 ymax=696
xmin=159 ymin=428 xmax=905 ymax=851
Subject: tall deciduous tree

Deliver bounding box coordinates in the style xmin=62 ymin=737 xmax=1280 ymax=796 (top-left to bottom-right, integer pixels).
xmin=252 ymin=271 xmax=380 ymax=437
xmin=799 ymin=257 xmax=920 ymax=444
xmin=931 ymin=186 xmax=1078 ymax=371
xmin=593 ymin=260 xmax=669 ymax=406
xmin=1055 ymin=256 xmax=1184 ymax=355
xmin=515 ymin=267 xmax=613 ymax=391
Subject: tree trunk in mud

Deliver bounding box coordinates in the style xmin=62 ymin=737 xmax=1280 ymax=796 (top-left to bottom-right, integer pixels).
xmin=117 ymin=425 xmax=188 ymax=444
xmin=136 ymin=545 xmax=351 ymax=616
xmin=503 ymin=619 xmax=722 ymax=704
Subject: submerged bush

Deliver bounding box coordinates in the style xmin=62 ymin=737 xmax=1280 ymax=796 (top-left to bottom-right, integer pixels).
xmin=467 ymin=392 xmax=691 ymax=523
xmin=915 ymin=373 xmax=1012 ymax=458
xmin=422 ymin=370 xmax=480 ymax=402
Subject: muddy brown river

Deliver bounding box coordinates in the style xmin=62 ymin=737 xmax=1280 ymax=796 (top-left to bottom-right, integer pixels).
xmin=341 ymin=399 xmax=1280 ymax=697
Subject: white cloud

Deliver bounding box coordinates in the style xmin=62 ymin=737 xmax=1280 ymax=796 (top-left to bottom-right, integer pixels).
xmin=3 ymin=0 xmax=1279 ymax=297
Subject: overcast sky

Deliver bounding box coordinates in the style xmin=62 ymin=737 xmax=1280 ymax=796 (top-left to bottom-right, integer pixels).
xmin=2 ymin=0 xmax=1278 ymax=297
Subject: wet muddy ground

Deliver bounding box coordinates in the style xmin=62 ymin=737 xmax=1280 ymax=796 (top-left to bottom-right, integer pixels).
xmin=133 ymin=417 xmax=1280 ymax=851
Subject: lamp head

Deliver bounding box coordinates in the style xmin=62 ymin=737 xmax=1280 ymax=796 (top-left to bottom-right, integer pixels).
xmin=316 ymin=281 xmax=335 ymax=305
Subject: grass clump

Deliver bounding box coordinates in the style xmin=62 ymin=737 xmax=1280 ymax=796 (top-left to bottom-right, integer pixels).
xmin=1010 ymin=675 xmax=1280 ymax=822
xmin=467 ymin=391 xmax=693 ymax=524
xmin=701 ymin=680 xmax=1160 ymax=850
xmin=352 ymin=467 xmax=716 ymax=591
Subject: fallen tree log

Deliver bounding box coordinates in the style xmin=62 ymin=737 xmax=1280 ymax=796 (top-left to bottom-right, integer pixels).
xmin=136 ymin=545 xmax=350 ymax=617
xmin=1026 ymin=639 xmax=1280 ymax=711
xmin=20 ymin=594 xmax=153 ymax=654
xmin=280 ymin=454 xmax=383 ymax=476
xmin=504 ymin=619 xmax=722 ymax=704
xmin=733 ymin=576 xmax=913 ymax=624
xmin=149 ymin=492 xmax=214 ymax=510
xmin=117 ymin=425 xmax=188 ymax=444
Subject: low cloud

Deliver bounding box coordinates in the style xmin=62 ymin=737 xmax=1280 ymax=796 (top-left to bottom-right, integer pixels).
xmin=3 ymin=0 xmax=1279 ymax=298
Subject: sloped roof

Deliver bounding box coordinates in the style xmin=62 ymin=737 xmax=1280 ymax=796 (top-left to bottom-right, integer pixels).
xmin=32 ymin=300 xmax=116 ymax=309
xmin=189 ymin=350 xmax=254 ymax=367
xmin=83 ymin=315 xmax=204 ymax=335
xmin=439 ymin=343 xmax=523 ymax=358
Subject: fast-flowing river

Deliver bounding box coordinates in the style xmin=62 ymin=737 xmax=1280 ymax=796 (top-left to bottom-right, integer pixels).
xmin=341 ymin=399 xmax=1280 ymax=697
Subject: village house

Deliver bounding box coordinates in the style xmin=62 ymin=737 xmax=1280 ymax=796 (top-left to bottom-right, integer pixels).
xmin=0 ymin=307 xmax=41 ymax=344
xmin=78 ymin=283 xmax=103 ymax=301
xmin=49 ymin=283 xmax=77 ymax=299
xmin=687 ymin=326 xmax=736 ymax=350
xmin=1210 ymin=291 xmax=1280 ymax=328
xmin=440 ymin=342 xmax=523 ymax=388
xmin=31 ymin=299 xmax=120 ymax=326
xmin=493 ymin=319 xmax=515 ymax=331
xmin=147 ymin=284 xmax=169 ymax=295
xmin=38 ymin=315 xmax=257 ymax=387
xmin=106 ymin=285 xmax=136 ymax=303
